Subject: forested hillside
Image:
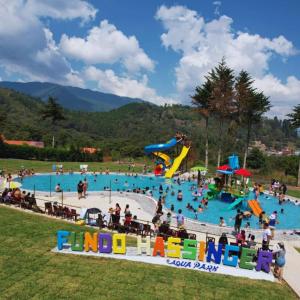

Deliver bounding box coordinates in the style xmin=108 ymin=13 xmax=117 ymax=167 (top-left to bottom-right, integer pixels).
xmin=0 ymin=81 xmax=144 ymax=112
xmin=0 ymin=88 xmax=298 ymax=163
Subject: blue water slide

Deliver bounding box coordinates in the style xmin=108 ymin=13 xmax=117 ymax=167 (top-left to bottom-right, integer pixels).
xmin=226 ymin=197 xmax=244 ymax=210
xmin=144 ymin=138 xmax=178 ymax=153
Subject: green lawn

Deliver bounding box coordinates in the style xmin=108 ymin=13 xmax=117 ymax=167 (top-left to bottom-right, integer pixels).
xmin=296 ymin=248 xmax=300 ymax=254
xmin=0 ymin=158 xmax=148 ymax=174
xmin=287 ymin=189 xmax=300 ymax=199
xmin=0 ymin=206 xmax=297 ymax=300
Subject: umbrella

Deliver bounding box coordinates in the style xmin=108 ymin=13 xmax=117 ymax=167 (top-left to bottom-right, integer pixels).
xmin=5 ymin=181 xmax=22 ymax=189
xmin=191 ymin=166 xmax=208 ymax=172
xmin=217 ymin=165 xmax=231 ymax=171
xmin=234 ymin=168 xmax=252 ymax=177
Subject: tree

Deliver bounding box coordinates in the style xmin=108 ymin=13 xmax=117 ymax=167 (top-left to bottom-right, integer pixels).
xmin=235 ymin=70 xmax=271 ymax=168
xmin=287 ymin=104 xmax=300 ymax=127
xmin=247 ymin=148 xmax=266 ymax=169
xmin=208 ymin=58 xmax=235 ymax=166
xmin=41 ymin=97 xmax=65 ymax=147
xmin=0 ymin=107 xmax=7 ymax=137
xmin=287 ymin=104 xmax=300 ymax=186
xmin=191 ymin=78 xmax=213 ymax=169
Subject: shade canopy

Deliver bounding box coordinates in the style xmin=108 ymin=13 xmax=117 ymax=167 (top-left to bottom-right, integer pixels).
xmin=234 ymin=168 xmax=252 ymax=177
xmin=86 ymin=208 xmax=101 ymax=214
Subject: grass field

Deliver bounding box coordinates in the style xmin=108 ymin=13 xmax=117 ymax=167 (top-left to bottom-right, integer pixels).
xmin=296 ymin=248 xmax=300 ymax=254
xmin=0 ymin=205 xmax=297 ymax=300
xmin=0 ymin=158 xmax=148 ymax=174
xmin=287 ymin=189 xmax=300 ymax=199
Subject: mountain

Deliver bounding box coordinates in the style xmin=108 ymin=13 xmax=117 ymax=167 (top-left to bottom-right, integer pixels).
xmin=0 ymin=81 xmax=145 ymax=112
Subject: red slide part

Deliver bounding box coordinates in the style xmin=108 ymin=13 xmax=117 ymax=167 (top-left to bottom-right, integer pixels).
xmin=154 ymin=165 xmax=163 ymax=176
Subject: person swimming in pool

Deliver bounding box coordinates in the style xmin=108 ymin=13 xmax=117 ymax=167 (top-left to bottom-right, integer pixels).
xmin=177 ymin=190 xmax=183 ymax=201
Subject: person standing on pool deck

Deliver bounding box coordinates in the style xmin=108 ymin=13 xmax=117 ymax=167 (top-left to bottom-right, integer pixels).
xmin=273 ymin=242 xmax=286 ymax=281
xmin=176 ymin=209 xmax=184 ymax=228
xmin=114 ymin=203 xmax=121 ymax=224
xmin=77 ymin=181 xmax=84 ymax=199
xmin=234 ymin=209 xmax=243 ymax=233
xmin=269 ymin=211 xmax=279 ymax=238
xmin=83 ymin=178 xmax=88 ymax=197
xmin=262 ymin=222 xmax=272 ymax=250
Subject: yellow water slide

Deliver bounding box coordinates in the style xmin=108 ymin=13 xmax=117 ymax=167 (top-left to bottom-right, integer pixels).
xmin=154 ymin=152 xmax=172 ymax=167
xmin=165 ymin=146 xmax=190 ymax=178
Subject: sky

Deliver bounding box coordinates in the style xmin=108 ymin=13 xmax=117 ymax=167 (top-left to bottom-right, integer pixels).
xmin=0 ymin=0 xmax=300 ymax=118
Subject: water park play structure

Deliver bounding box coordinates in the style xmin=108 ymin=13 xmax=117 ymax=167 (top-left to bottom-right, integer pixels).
xmin=144 ymin=134 xmax=190 ymax=178
xmin=146 ymin=141 xmax=266 ymax=217
xmin=204 ymin=154 xmax=264 ymax=215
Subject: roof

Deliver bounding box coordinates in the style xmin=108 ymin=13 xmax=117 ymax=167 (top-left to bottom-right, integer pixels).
xmin=81 ymin=147 xmax=98 ymax=154
xmin=5 ymin=140 xmax=44 ymax=148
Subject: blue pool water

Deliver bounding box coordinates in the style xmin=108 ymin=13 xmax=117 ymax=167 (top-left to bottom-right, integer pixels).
xmin=16 ymin=173 xmax=300 ymax=230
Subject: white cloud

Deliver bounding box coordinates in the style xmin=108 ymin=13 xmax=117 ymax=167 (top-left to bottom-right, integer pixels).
xmin=155 ymin=5 xmax=205 ymax=53
xmin=254 ymin=75 xmax=300 ymax=117
xmin=156 ymin=5 xmax=298 ymax=117
xmin=213 ymin=1 xmax=222 ymax=16
xmin=25 ymin=0 xmax=97 ymax=23
xmin=0 ymin=0 xmax=96 ymax=84
xmin=84 ymin=66 xmax=174 ymax=105
xmin=60 ymin=20 xmax=154 ymax=73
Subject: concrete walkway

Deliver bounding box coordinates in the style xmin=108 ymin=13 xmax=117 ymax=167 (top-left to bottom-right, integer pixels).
xmin=283 ymin=241 xmax=300 ymax=298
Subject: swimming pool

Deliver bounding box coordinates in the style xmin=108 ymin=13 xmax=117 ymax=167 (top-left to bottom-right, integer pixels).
xmin=16 ymin=173 xmax=300 ymax=230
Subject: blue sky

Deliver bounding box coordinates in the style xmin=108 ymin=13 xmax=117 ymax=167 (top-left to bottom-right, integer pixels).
xmin=0 ymin=0 xmax=300 ymax=117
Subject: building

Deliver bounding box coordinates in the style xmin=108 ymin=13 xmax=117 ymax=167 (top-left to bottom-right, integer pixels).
xmin=281 ymin=146 xmax=295 ymax=156
xmin=81 ymin=147 xmax=98 ymax=154
xmin=248 ymin=140 xmax=267 ymax=153
xmin=4 ymin=140 xmax=44 ymax=148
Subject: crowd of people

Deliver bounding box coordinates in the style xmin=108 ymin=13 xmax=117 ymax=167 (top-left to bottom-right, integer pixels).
xmin=0 ymin=187 xmax=41 ymax=212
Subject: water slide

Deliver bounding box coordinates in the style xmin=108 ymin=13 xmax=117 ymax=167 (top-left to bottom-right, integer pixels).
xmin=144 ymin=138 xmax=178 ymax=154
xmin=227 ymin=197 xmax=244 ymax=210
xmin=165 ymin=146 xmax=190 ymax=178
xmin=153 ymin=152 xmax=172 ymax=167
xmin=248 ymin=200 xmax=263 ymax=217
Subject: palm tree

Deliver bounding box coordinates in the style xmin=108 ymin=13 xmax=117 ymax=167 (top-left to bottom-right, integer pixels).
xmin=235 ymin=71 xmax=271 ymax=168
xmin=41 ymin=97 xmax=65 ymax=148
xmin=208 ymin=59 xmax=235 ymax=167
xmin=287 ymin=104 xmax=300 ymax=186
xmin=191 ymin=78 xmax=213 ymax=169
